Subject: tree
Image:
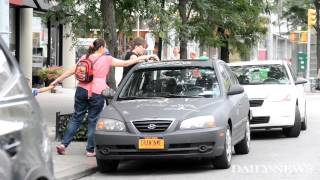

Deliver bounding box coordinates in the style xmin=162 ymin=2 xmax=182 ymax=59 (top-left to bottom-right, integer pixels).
xmin=282 ymin=0 xmax=313 ymax=30
xmin=282 ymin=0 xmax=320 ymax=71
xmin=49 ymin=0 xmax=268 ymax=64
xmin=101 ymin=0 xmax=118 ymax=89
xmin=173 ymin=0 xmax=268 ymax=61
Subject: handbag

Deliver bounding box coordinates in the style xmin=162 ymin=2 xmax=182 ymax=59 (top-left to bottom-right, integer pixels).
xmin=101 ymin=87 xmax=116 ymax=98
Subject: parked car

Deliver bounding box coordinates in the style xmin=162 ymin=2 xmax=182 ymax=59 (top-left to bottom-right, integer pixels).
xmin=95 ymin=59 xmax=251 ymax=172
xmin=0 ymin=37 xmax=54 ymax=179
xmin=229 ymin=60 xmax=307 ymax=137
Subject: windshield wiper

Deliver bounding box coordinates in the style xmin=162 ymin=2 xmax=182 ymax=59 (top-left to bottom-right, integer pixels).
xmin=159 ymin=94 xmax=205 ymax=98
xmin=117 ymin=96 xmax=163 ymax=101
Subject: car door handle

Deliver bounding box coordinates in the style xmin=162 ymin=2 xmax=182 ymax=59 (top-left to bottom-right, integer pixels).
xmin=4 ymin=139 xmax=21 ymax=157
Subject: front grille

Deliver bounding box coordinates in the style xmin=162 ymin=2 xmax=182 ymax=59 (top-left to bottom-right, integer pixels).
xmin=251 ymin=116 xmax=270 ymax=124
xmin=249 ymin=100 xmax=264 ymax=107
xmin=132 ymin=120 xmax=172 ymax=133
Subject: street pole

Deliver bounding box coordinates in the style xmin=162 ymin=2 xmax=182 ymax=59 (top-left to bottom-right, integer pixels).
xmin=307 ymin=27 xmax=311 ymax=80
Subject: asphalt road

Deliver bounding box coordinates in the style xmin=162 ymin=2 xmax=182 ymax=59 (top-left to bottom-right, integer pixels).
xmin=80 ymin=95 xmax=320 ymax=180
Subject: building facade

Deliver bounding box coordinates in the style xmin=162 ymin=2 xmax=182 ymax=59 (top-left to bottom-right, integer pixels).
xmin=0 ymin=0 xmax=76 ymax=88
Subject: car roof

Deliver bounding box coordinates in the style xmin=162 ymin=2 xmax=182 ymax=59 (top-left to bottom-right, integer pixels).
xmin=135 ymin=59 xmax=223 ymax=70
xmin=228 ymin=60 xmax=290 ymax=66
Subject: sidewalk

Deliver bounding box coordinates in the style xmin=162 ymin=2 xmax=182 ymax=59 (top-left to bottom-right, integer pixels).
xmin=52 ymin=142 xmax=97 ymax=180
xmin=36 ymin=90 xmax=98 ymax=180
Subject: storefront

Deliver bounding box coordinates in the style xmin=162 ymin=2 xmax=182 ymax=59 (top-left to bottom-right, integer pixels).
xmin=5 ymin=0 xmax=73 ymax=86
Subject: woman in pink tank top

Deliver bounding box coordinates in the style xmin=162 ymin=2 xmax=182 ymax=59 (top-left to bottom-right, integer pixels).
xmin=50 ymin=38 xmax=159 ymax=157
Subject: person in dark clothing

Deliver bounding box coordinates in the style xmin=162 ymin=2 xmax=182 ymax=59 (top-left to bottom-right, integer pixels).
xmin=122 ymin=37 xmax=159 ymax=79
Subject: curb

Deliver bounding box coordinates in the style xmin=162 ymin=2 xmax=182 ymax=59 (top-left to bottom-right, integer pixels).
xmin=55 ymin=164 xmax=97 ymax=180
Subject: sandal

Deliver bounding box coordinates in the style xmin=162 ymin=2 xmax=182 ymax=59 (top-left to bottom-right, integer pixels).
xmin=86 ymin=151 xmax=96 ymax=157
xmin=56 ymin=144 xmax=66 ymax=155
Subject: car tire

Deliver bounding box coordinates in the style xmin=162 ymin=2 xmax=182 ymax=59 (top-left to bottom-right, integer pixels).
xmin=301 ymin=118 xmax=307 ymax=131
xmin=301 ymin=104 xmax=307 ymax=131
xmin=283 ymin=105 xmax=301 ymax=137
xmin=96 ymin=158 xmax=119 ymax=173
xmin=212 ymin=126 xmax=232 ymax=169
xmin=234 ymin=120 xmax=250 ymax=154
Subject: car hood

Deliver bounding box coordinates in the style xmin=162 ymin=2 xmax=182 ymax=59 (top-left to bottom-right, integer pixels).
xmin=101 ymin=98 xmax=224 ymax=122
xmin=243 ymin=85 xmax=294 ymax=100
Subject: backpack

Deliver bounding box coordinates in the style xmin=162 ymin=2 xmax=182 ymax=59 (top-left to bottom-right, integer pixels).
xmin=75 ymin=55 xmax=101 ymax=83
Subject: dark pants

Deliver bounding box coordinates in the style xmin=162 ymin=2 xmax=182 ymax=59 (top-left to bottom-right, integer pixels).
xmin=62 ymin=87 xmax=105 ymax=153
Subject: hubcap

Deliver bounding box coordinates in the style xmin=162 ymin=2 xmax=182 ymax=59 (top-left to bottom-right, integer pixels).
xmin=225 ymin=128 xmax=232 ymax=163
xmin=246 ymin=121 xmax=250 ymax=149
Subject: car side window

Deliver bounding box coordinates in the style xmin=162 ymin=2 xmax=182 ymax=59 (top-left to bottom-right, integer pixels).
xmin=224 ymin=64 xmax=239 ymax=85
xmin=0 ymin=49 xmax=12 ymax=93
xmin=218 ymin=63 xmax=232 ymax=91
xmin=287 ymin=64 xmax=297 ymax=81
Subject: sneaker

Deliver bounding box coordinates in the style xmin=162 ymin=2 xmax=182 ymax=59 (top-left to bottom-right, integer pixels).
xmin=86 ymin=151 xmax=96 ymax=157
xmin=56 ymin=144 xmax=66 ymax=155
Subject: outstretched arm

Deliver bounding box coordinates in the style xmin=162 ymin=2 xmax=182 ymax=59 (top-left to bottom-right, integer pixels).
xmin=111 ymin=55 xmax=159 ymax=67
xmin=50 ymin=65 xmax=76 ymax=86
xmin=38 ymin=85 xmax=55 ymax=93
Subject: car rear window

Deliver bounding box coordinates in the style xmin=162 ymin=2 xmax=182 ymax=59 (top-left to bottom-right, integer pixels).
xmin=118 ymin=67 xmax=221 ymax=100
xmin=230 ymin=64 xmax=290 ymax=85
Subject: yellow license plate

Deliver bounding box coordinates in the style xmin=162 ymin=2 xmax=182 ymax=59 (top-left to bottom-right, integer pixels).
xmin=138 ymin=138 xmax=164 ymax=150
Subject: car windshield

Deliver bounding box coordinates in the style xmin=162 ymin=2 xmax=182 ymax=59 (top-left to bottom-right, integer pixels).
xmin=118 ymin=67 xmax=221 ymax=100
xmin=230 ymin=64 xmax=290 ymax=85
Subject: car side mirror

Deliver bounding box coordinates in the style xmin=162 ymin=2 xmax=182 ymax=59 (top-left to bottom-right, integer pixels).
xmin=101 ymin=88 xmax=116 ymax=99
xmin=295 ymin=78 xmax=308 ymax=85
xmin=227 ymin=84 xmax=244 ymax=96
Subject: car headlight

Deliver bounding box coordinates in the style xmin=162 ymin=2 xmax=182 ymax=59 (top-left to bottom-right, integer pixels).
xmin=96 ymin=119 xmax=126 ymax=131
xmin=267 ymin=93 xmax=291 ymax=102
xmin=180 ymin=116 xmax=216 ymax=130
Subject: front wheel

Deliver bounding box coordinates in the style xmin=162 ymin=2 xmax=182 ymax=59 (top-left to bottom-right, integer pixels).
xmin=301 ymin=103 xmax=307 ymax=131
xmin=283 ymin=105 xmax=301 ymax=137
xmin=212 ymin=126 xmax=232 ymax=169
xmin=96 ymin=158 xmax=119 ymax=173
xmin=234 ymin=120 xmax=250 ymax=154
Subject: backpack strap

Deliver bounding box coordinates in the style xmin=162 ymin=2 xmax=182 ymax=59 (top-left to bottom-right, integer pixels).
xmin=88 ymin=54 xmax=104 ymax=99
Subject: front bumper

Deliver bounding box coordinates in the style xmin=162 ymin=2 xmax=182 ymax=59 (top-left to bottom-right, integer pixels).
xmin=95 ymin=127 xmax=225 ymax=160
xmin=249 ymin=100 xmax=295 ymax=129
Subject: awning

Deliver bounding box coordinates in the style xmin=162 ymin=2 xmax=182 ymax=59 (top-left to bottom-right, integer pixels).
xmin=10 ymin=0 xmax=54 ymax=11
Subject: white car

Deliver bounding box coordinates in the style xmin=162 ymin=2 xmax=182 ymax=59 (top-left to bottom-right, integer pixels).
xmin=229 ymin=60 xmax=307 ymax=137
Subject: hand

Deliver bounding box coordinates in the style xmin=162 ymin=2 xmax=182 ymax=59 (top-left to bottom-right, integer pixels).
xmin=137 ymin=55 xmax=149 ymax=63
xmin=48 ymin=85 xmax=56 ymax=90
xmin=148 ymin=55 xmax=160 ymax=61
xmin=49 ymin=80 xmax=59 ymax=87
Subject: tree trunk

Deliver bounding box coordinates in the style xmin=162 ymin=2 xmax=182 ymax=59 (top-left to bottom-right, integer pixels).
xmin=101 ymin=0 xmax=118 ymax=89
xmin=220 ymin=44 xmax=229 ymax=63
xmin=157 ymin=0 xmax=165 ymax=59
xmin=178 ymin=0 xmax=188 ymax=59
xmin=218 ymin=27 xmax=229 ymax=62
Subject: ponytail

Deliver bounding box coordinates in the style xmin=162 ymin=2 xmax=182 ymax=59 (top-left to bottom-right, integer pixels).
xmin=86 ymin=38 xmax=106 ymax=58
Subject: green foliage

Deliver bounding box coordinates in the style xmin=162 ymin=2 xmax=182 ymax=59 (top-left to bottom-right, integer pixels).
xmin=282 ymin=0 xmax=314 ymax=31
xmin=47 ymin=0 xmax=102 ymax=38
xmin=38 ymin=66 xmax=64 ymax=81
xmin=49 ymin=0 xmax=268 ymax=59
xmin=56 ymin=112 xmax=88 ymax=141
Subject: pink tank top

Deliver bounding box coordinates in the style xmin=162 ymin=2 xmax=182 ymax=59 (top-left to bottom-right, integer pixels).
xmin=78 ymin=54 xmax=113 ymax=97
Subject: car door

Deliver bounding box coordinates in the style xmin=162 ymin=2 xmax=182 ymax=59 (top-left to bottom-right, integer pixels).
xmin=218 ymin=62 xmax=243 ymax=142
xmin=287 ymin=63 xmax=306 ymax=119
xmin=224 ymin=64 xmax=248 ymax=128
